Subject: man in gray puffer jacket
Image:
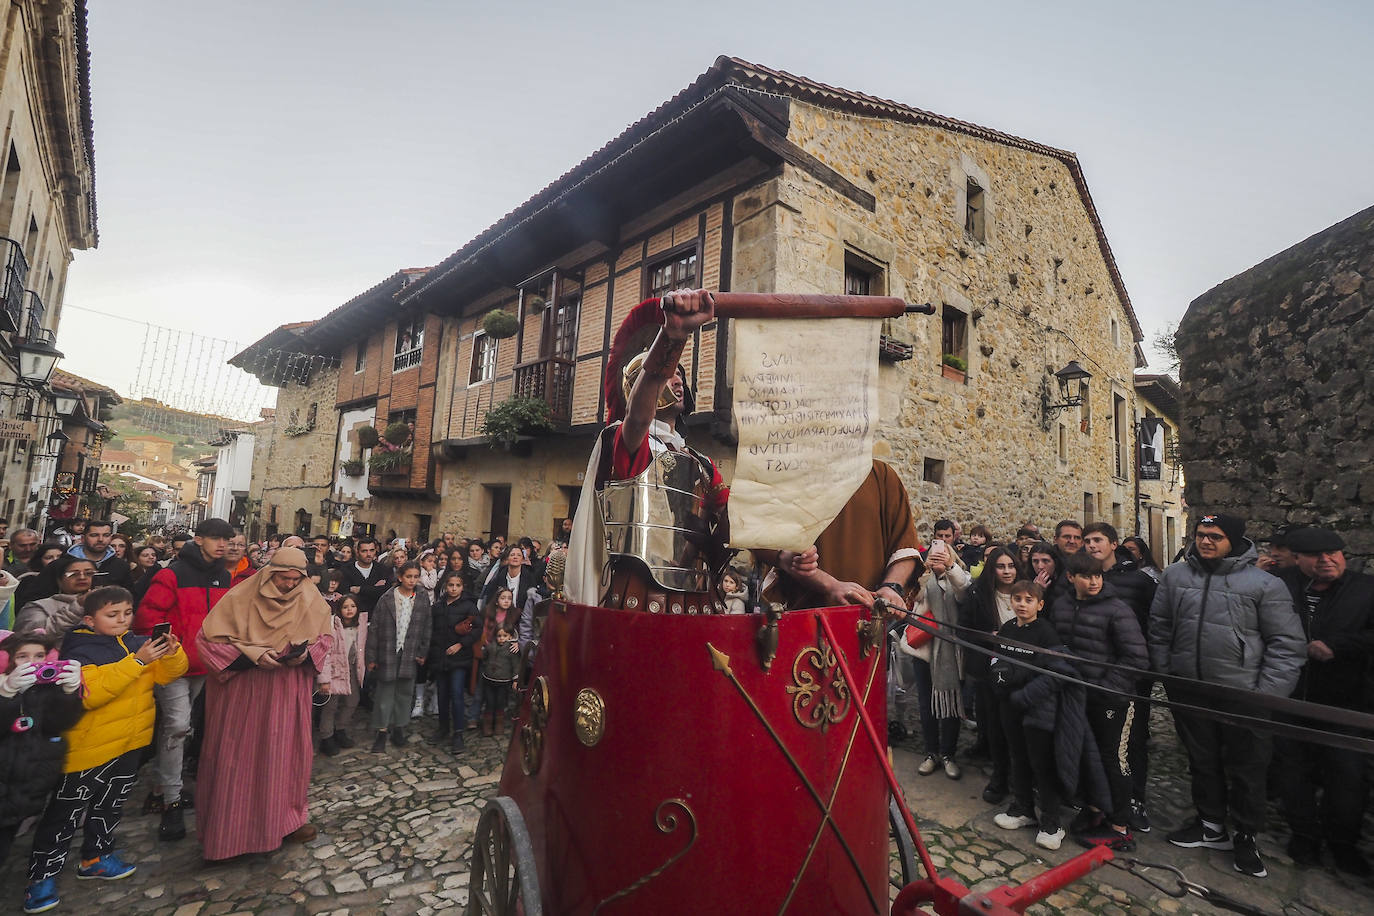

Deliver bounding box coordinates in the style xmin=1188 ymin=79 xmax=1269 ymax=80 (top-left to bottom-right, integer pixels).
xmin=1148 ymin=513 xmax=1305 ymax=879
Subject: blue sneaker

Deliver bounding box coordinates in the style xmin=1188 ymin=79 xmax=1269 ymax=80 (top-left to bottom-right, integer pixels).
xmin=76 ymin=851 xmax=137 ymax=880
xmin=23 ymin=878 xmax=59 ymax=913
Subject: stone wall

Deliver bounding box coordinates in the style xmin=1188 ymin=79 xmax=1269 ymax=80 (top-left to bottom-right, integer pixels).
xmin=774 ymin=102 xmax=1142 ymax=539
xmin=251 ymin=365 xmax=340 ymax=537
xmin=1178 ymin=205 xmax=1374 ymax=565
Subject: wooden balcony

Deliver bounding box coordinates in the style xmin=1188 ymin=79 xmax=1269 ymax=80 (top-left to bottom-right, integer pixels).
xmin=513 ymin=355 xmax=574 ymax=427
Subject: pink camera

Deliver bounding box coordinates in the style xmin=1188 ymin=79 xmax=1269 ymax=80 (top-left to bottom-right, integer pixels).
xmin=33 ymin=659 xmax=76 ymax=685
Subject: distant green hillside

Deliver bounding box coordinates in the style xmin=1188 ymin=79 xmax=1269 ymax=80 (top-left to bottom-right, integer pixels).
xmin=104 ymin=399 xmax=239 ymax=462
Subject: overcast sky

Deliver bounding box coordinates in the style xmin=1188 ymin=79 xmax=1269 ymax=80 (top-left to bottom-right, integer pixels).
xmin=59 ymin=0 xmax=1374 ymax=416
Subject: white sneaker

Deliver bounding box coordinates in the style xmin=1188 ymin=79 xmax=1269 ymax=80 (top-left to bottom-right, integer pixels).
xmin=1035 ymin=828 xmax=1066 ymax=850
xmin=994 ymin=810 xmax=1037 ymax=830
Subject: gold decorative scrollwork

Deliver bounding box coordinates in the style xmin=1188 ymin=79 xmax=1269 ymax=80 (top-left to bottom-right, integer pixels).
xmin=573 ymin=687 xmax=606 ymax=747
xmin=591 ymin=798 xmax=698 ymax=914
xmin=785 ymin=638 xmax=851 ymax=732
xmin=519 ymin=676 xmax=549 ymax=776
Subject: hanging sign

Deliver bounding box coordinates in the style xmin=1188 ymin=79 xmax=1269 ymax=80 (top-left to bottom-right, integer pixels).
xmin=1139 ymin=417 xmax=1165 ymax=481
xmin=0 ymin=418 xmax=37 ymax=441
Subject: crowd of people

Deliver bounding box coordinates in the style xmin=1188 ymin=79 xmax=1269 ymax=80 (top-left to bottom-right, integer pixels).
xmin=0 ymin=504 xmax=1369 ymax=910
xmin=888 ymin=514 xmax=1371 ymax=883
xmin=0 ymin=516 xmax=567 ymax=913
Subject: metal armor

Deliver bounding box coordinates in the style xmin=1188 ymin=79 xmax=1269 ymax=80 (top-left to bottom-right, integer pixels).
xmin=598 ymin=435 xmax=714 ymax=592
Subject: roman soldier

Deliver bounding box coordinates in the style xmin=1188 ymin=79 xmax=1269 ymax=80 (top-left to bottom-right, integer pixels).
xmin=565 ymin=289 xmax=731 ymax=613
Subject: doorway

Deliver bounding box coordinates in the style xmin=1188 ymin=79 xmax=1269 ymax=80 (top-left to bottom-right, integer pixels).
xmin=487 ymin=485 xmax=511 ymax=541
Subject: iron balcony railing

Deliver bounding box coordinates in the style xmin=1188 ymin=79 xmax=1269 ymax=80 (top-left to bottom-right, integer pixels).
xmin=0 ymin=237 xmax=29 ymax=333
xmin=22 ymin=290 xmax=45 ymax=340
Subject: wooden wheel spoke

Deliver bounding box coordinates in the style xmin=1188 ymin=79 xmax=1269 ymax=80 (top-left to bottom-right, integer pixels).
xmin=465 ymin=798 xmax=541 ymax=916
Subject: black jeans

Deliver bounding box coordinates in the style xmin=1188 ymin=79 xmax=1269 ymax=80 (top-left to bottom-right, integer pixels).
xmin=28 ymin=749 xmax=141 ymax=881
xmin=975 ymin=680 xmax=1010 ymax=788
xmin=1169 ymin=688 xmax=1271 ymax=834
xmin=1127 ymin=678 xmax=1155 ymax=801
xmin=435 ymin=665 xmax=471 ymax=732
xmin=1274 ymin=736 xmax=1369 ymax=846
xmin=1086 ymin=697 xmax=1136 ymax=826
xmin=1001 ymin=704 xmax=1061 ymax=830
xmin=911 ymin=658 xmax=960 ymax=758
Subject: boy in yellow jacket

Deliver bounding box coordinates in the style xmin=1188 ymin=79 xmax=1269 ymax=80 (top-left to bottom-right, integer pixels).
xmin=22 ymin=586 xmax=186 ymax=915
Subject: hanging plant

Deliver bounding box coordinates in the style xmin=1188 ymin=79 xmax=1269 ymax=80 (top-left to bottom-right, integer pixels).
xmin=482 ymin=309 xmax=520 ymax=340
xmin=382 ymin=422 xmax=412 ymax=447
xmin=356 ymin=425 xmax=380 ymax=449
xmin=480 ymin=396 xmax=555 ymax=448
xmin=341 ymin=458 xmax=364 ymax=476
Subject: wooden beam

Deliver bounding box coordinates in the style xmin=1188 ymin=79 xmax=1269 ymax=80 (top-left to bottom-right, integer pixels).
xmin=723 ymin=99 xmax=876 ymax=212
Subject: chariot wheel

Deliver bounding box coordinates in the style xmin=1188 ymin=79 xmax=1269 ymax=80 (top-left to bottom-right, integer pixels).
xmin=889 ymin=792 xmax=919 ymax=890
xmin=466 ymin=796 xmax=542 ymax=916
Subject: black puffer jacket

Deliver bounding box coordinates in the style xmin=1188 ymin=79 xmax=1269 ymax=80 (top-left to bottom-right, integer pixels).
xmin=1276 ymin=567 xmax=1374 ymax=709
xmin=1104 ymin=551 xmax=1157 ymax=637
xmin=1049 ymin=581 xmax=1148 ymax=696
xmin=0 ymin=684 xmax=84 ymax=826
xmin=429 ymin=595 xmax=482 ymax=672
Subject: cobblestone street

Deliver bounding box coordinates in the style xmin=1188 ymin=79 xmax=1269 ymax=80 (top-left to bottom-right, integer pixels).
xmin=0 ymin=702 xmax=1368 ymax=915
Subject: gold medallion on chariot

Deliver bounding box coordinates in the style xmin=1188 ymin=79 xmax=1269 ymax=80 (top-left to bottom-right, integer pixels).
xmin=573 ymin=687 xmax=607 ymax=747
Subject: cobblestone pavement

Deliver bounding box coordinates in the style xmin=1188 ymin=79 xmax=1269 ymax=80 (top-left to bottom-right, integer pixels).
xmin=0 ymin=699 xmax=1368 ymax=914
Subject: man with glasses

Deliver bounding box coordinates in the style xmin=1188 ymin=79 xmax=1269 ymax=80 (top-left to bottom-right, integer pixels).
xmin=1148 ymin=513 xmax=1305 ymax=879
xmin=1271 ymin=527 xmax=1374 ymax=876
xmin=67 ymin=519 xmax=132 ymax=588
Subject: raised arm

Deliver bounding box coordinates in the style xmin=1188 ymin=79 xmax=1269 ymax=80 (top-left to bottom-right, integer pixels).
xmin=621 ymin=289 xmax=714 ymax=455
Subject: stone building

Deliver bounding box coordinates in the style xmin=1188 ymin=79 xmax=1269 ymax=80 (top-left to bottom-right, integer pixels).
xmin=240 ymin=57 xmax=1146 ymax=543
xmin=0 ymin=0 xmax=97 ymax=528
xmin=230 ymin=321 xmax=341 ymax=539
xmin=1178 ymin=204 xmax=1374 ymax=566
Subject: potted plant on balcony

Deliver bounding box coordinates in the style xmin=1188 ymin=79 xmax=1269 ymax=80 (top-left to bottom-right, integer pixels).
xmin=482 ymin=308 xmax=520 ymax=340
xmin=941 ymin=353 xmax=967 ymax=382
xmin=480 ymin=395 xmax=555 ymax=450
xmin=341 ymin=458 xmax=364 ymax=477
xmin=356 ymin=425 xmax=380 ymax=450
xmin=367 ymin=447 xmax=412 ymax=476
xmin=382 ymin=422 xmax=413 ymax=448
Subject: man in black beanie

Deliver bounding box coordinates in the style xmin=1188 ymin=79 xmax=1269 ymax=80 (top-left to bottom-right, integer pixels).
xmin=1147 ymin=512 xmax=1306 ymax=879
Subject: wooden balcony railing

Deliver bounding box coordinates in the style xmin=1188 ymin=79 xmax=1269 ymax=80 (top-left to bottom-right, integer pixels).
xmin=513 ymin=355 xmax=574 ymax=427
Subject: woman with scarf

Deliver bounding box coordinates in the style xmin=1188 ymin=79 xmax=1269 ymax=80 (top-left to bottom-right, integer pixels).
xmin=194 ymin=547 xmax=333 ymax=861
xmin=909 ymin=538 xmax=970 ymax=780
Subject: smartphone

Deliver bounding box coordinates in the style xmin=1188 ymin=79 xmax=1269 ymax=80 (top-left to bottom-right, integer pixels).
xmin=151 ymin=622 xmax=173 ymax=642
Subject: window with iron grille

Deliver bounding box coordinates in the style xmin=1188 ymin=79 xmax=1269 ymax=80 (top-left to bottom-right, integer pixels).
xmin=470 ymin=332 xmax=496 ymax=385
xmin=393 ymin=317 xmax=424 ymax=372
xmin=647 ymin=249 xmax=698 ymax=299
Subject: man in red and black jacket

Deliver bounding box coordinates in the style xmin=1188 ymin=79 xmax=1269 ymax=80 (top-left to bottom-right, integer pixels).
xmin=133 ymin=517 xmax=233 ymax=842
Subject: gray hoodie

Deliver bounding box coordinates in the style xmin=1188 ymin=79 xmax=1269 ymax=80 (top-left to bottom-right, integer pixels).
xmin=1147 ymin=539 xmax=1306 ymax=695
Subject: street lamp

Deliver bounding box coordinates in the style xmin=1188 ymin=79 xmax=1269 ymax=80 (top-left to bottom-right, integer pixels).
xmin=1040 ymin=360 xmax=1092 ymax=430
xmin=16 ymin=335 xmax=63 ymax=386
xmin=52 ymin=392 xmax=80 ymax=416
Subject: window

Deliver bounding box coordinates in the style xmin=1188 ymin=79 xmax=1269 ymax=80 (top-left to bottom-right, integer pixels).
xmin=1110 ymin=316 xmax=1121 ymax=349
xmin=941 ymin=304 xmax=968 ymax=374
xmin=469 ymin=332 xmax=497 ymax=385
xmin=354 ymin=344 xmax=365 ymax=374
xmin=1058 ymin=423 xmax=1068 ymax=462
xmin=921 ymin=457 xmax=945 ymax=485
xmin=1083 ymin=492 xmax=1095 ymax=525
xmin=844 ymin=251 xmax=884 ymax=297
xmin=647 ymin=248 xmax=698 ymax=299
xmin=393 ymin=316 xmax=425 ymax=372
xmin=965 ymin=179 xmax=985 ymax=242
xmin=542 ymin=293 xmax=580 ymax=361
xmin=1079 ymin=380 xmax=1091 ymax=433
xmin=1112 ymin=502 xmax=1124 ymax=529
xmin=1112 ymin=392 xmax=1128 ymax=478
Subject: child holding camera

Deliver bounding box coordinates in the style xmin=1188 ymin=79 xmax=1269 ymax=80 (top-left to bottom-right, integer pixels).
xmin=0 ymin=630 xmax=84 ymax=870
xmin=22 ymin=586 xmax=187 ymax=914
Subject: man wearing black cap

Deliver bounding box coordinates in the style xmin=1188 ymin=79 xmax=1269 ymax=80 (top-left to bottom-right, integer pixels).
xmin=1148 ymin=512 xmax=1306 ymax=879
xmin=133 ymin=517 xmax=235 ymax=842
xmin=1272 ymin=527 xmax=1374 ymax=875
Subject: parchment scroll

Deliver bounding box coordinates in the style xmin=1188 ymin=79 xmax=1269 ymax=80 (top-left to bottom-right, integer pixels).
xmin=727 ymin=317 xmax=879 ymax=551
